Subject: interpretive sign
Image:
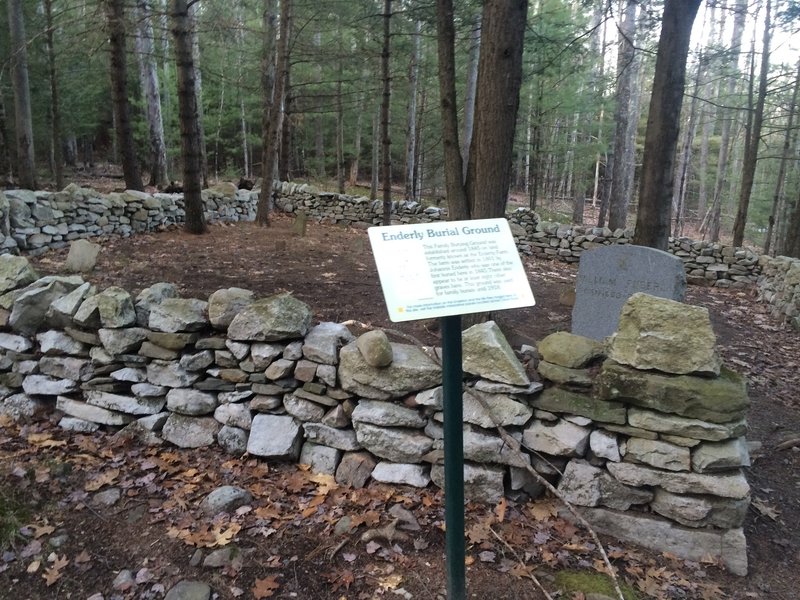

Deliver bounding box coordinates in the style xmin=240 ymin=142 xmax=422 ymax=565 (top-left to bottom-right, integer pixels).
xmin=368 ymin=218 xmax=535 ymax=322
xmin=572 ymin=244 xmax=687 ymax=340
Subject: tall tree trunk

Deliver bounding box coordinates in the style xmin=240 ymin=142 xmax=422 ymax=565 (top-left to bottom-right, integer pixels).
xmin=461 ymin=13 xmax=480 ymax=176
xmin=370 ymin=100 xmax=379 ymax=201
xmin=404 ymin=19 xmax=421 ymax=202
xmin=7 ymin=0 xmax=37 ymax=189
xmin=336 ymin=48 xmax=345 ymax=194
xmin=697 ymin=1 xmax=720 ymax=219
xmin=732 ymin=0 xmax=771 ymax=248
xmin=235 ymin=1 xmax=249 ymax=179
xmin=672 ymin=57 xmax=702 ymax=237
xmin=44 ymin=0 xmax=63 ymax=189
xmin=255 ymin=0 xmax=291 ymax=225
xmin=380 ymin=0 xmax=392 ymax=226
xmin=136 ymin=0 xmax=168 ymax=188
xmin=187 ymin=2 xmax=208 ymax=188
xmin=0 ymin=89 xmax=11 ymax=180
xmin=279 ymin=80 xmax=292 ymax=181
xmin=261 ymin=0 xmax=276 ymax=183
xmin=348 ymin=90 xmax=365 ymax=187
xmin=764 ymin=67 xmax=799 ymax=254
xmin=607 ymin=0 xmax=637 ymax=231
xmin=106 ymin=0 xmax=143 ymax=191
xmin=171 ymin=0 xmax=205 ymax=234
xmin=465 ymin=0 xmax=528 ymax=219
xmin=632 ymin=0 xmax=701 ymax=250
xmin=708 ymin=0 xmax=747 ymax=242
xmin=436 ymin=0 xmax=468 ymax=220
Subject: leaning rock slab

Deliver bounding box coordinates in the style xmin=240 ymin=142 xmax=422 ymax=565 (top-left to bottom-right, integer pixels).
xmin=85 ymin=390 xmax=166 ymax=415
xmin=135 ymin=282 xmax=179 ymax=326
xmin=303 ymin=322 xmax=355 ymax=365
xmin=462 ymin=321 xmax=529 ymax=386
xmin=56 ymin=396 xmax=133 ymax=426
xmin=339 ymin=341 xmax=441 ymax=400
xmin=609 ymin=293 xmax=721 ymax=375
xmin=351 ymin=399 xmax=427 ymax=428
xmin=247 ymin=414 xmax=302 ymax=459
xmin=227 ymin=293 xmax=312 ymax=341
xmin=64 ymin=239 xmax=101 ymax=273
xmin=457 ymin=389 xmax=532 ymax=429
xmin=303 ymin=423 xmax=361 ymax=451
xmin=10 ymin=276 xmax=85 ymax=334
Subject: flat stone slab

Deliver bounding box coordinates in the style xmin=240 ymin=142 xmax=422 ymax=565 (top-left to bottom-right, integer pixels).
xmin=572 ymin=245 xmax=686 ymax=340
xmin=561 ymin=506 xmax=747 ymax=576
xmin=247 ymin=414 xmax=302 ymax=459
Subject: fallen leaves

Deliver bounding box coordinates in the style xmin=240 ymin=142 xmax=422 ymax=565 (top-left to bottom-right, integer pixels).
xmin=251 ymin=575 xmax=281 ymax=599
xmin=42 ymin=554 xmax=69 ymax=586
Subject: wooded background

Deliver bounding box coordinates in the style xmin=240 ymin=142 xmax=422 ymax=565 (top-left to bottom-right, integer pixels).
xmin=1 ymin=0 xmax=799 ymax=254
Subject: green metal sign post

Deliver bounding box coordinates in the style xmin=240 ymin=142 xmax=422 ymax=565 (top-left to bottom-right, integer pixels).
xmin=366 ymin=218 xmax=535 ymax=600
xmin=441 ymin=314 xmax=465 ymax=600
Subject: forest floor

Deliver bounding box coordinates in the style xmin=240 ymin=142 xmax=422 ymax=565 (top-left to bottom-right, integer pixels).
xmin=0 ymin=214 xmax=798 ymax=599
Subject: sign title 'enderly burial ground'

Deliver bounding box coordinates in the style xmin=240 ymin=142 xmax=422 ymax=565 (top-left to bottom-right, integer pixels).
xmin=368 ymin=218 xmax=535 ymax=322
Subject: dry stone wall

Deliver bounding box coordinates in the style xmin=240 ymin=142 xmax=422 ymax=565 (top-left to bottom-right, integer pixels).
xmin=1 ymin=181 xmax=796 ymax=327
xmin=0 ymin=254 xmax=751 ymax=575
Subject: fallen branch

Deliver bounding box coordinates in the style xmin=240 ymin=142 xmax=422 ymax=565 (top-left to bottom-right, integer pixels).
xmin=774 ymin=438 xmax=800 ymax=451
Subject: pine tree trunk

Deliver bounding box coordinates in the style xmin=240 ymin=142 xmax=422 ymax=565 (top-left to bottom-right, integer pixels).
xmin=370 ymin=100 xmax=379 ymax=202
xmin=336 ymin=49 xmax=345 ymax=194
xmin=106 ymin=0 xmax=143 ymax=191
xmin=461 ymin=14 xmax=480 ymax=176
xmin=7 ymin=0 xmax=37 ymax=189
xmin=235 ymin=1 xmax=249 ymax=179
xmin=672 ymin=60 xmax=702 ymax=237
xmin=732 ymin=0 xmax=771 ymax=247
xmin=632 ymin=0 xmax=701 ymax=250
xmin=380 ymin=0 xmax=392 ymax=226
xmin=0 ymin=92 xmax=11 ymax=180
xmin=607 ymin=0 xmax=637 ymax=231
xmin=188 ymin=2 xmax=208 ymax=188
xmin=708 ymin=0 xmax=747 ymax=242
xmin=404 ymin=20 xmax=421 ymax=202
xmin=348 ymin=90 xmax=364 ymax=187
xmin=261 ymin=0 xmax=276 ymax=183
xmin=171 ymin=0 xmax=206 ymax=234
xmin=44 ymin=0 xmax=63 ymax=189
xmin=255 ymin=0 xmax=290 ymax=225
xmin=465 ymin=0 xmax=528 ymax=219
xmin=763 ymin=76 xmax=799 ymax=253
xmin=136 ymin=0 xmax=168 ymax=188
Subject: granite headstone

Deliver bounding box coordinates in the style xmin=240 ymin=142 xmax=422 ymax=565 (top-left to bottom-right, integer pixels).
xmin=571 ymin=244 xmax=686 ymax=340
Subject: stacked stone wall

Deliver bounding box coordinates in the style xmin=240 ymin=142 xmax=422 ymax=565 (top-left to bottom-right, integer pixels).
xmin=1 ymin=181 xmax=796 ymax=328
xmin=0 ymin=254 xmax=750 ymax=574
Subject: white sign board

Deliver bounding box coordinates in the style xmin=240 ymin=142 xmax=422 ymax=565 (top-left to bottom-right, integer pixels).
xmin=368 ymin=218 xmax=535 ymax=322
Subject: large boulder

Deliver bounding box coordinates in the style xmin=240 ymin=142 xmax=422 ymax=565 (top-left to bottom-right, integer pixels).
xmin=227 ymin=293 xmax=312 ymax=342
xmin=247 ymin=414 xmax=302 ymax=459
xmin=594 ymin=361 xmax=748 ymax=424
xmin=462 ymin=321 xmax=529 ymax=385
xmin=338 ymin=341 xmax=441 ymax=400
xmin=608 ymin=293 xmax=721 ymax=375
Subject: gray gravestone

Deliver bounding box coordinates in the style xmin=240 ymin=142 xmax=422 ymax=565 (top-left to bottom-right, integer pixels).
xmin=571 ymin=244 xmax=686 ymax=340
